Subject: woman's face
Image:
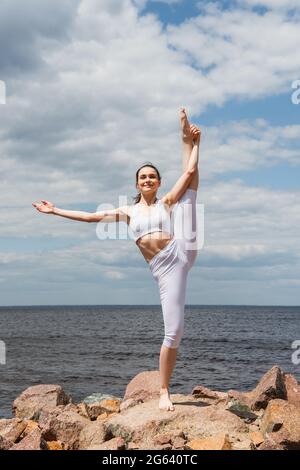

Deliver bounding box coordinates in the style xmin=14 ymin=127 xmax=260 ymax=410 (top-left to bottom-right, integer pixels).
xmin=136 ymin=166 xmax=160 ymax=194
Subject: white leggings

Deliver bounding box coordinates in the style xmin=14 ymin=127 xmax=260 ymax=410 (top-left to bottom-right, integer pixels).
xmin=149 ymin=188 xmax=198 ymax=349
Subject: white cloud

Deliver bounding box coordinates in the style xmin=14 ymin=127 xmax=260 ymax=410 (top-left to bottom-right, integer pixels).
xmin=0 ymin=0 xmax=299 ymax=304
xmin=167 ymin=5 xmax=300 ymax=102
xmin=238 ymin=0 xmax=300 ymax=10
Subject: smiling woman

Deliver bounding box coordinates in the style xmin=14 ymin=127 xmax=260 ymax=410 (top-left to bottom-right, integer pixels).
xmin=32 ymin=108 xmax=201 ymax=412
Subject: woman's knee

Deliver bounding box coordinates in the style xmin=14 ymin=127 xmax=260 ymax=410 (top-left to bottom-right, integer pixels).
xmin=163 ymin=326 xmax=184 ymax=349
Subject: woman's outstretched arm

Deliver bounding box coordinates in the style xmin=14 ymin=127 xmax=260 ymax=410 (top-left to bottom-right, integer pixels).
xmin=32 ymin=200 xmax=129 ymax=223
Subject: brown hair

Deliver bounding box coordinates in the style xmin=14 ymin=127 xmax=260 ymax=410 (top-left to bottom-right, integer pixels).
xmin=132 ymin=162 xmax=161 ymax=204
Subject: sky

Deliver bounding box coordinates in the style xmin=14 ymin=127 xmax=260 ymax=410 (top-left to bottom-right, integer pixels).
xmin=0 ymin=0 xmax=299 ymax=306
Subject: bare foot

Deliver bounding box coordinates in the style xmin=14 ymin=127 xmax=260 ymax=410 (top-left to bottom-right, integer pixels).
xmin=180 ymin=107 xmax=192 ymax=143
xmin=159 ymin=389 xmax=175 ymax=411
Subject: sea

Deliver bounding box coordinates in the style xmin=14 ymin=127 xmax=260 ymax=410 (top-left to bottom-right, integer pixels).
xmin=0 ymin=305 xmax=299 ymax=418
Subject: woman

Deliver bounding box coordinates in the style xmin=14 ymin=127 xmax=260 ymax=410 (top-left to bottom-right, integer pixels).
xmin=32 ymin=108 xmax=201 ymax=412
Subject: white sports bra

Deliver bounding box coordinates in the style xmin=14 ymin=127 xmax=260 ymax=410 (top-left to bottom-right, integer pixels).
xmin=129 ymin=198 xmax=172 ymax=243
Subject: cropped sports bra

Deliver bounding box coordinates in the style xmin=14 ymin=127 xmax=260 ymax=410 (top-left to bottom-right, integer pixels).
xmin=129 ymin=198 xmax=172 ymax=243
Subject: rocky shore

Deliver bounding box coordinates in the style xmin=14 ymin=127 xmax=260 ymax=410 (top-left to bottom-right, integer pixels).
xmin=1 ymin=365 xmax=300 ymax=451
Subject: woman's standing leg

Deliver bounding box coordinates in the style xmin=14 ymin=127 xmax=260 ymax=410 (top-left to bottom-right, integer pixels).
xmin=158 ymin=254 xmax=188 ymax=411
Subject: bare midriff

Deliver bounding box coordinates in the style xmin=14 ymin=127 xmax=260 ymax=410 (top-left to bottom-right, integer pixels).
xmin=136 ymin=232 xmax=173 ymax=263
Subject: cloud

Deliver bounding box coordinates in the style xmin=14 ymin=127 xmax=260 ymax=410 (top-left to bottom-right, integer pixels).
xmin=0 ymin=0 xmax=299 ymax=304
xmin=237 ymin=0 xmax=300 ymax=11
xmin=0 ymin=0 xmax=81 ymax=77
xmin=167 ymin=4 xmax=300 ymax=102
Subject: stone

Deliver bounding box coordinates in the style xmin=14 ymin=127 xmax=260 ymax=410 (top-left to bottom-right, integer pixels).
xmin=82 ymin=394 xmax=121 ymax=420
xmin=120 ymin=398 xmax=143 ymax=412
xmin=228 ymin=366 xmax=287 ymax=411
xmin=40 ymin=408 xmax=90 ymax=450
xmin=78 ymin=420 xmax=109 ymax=449
xmin=47 ymin=441 xmax=64 ymax=450
xmin=86 ymin=437 xmax=125 ymax=450
xmin=260 ymin=399 xmax=300 ymax=450
xmin=153 ymin=433 xmax=172 ymax=445
xmin=0 ymin=434 xmax=13 ymax=450
xmin=9 ymin=428 xmax=49 ymax=450
xmin=105 ymin=394 xmax=247 ymax=447
xmin=192 ymin=385 xmax=228 ymax=403
xmin=0 ymin=418 xmax=27 ymax=443
xmin=226 ymin=399 xmax=258 ymax=421
xmin=249 ymin=431 xmax=265 ymax=447
xmin=187 ymin=433 xmax=231 ymax=450
xmin=172 ymin=436 xmax=186 ymax=449
xmin=124 ymin=371 xmax=161 ymax=402
xmin=284 ymin=374 xmax=300 ymax=406
xmin=13 ymin=385 xmax=71 ymax=420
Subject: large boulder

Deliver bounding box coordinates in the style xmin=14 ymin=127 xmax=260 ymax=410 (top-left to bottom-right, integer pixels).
xmin=124 ymin=371 xmax=161 ymax=402
xmin=13 ymin=385 xmax=71 ymax=420
xmin=228 ymin=366 xmax=287 ymax=411
xmin=105 ymin=393 xmax=248 ymax=449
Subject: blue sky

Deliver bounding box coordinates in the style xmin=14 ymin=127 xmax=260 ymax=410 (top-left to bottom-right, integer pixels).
xmin=0 ymin=0 xmax=300 ymax=306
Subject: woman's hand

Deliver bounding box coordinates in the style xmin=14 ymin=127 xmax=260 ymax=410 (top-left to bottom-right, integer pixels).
xmin=190 ymin=124 xmax=201 ymax=145
xmin=32 ymin=200 xmax=55 ymax=214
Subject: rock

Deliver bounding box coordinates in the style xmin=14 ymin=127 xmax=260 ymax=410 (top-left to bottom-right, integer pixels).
xmin=0 ymin=434 xmax=13 ymax=450
xmin=154 ymin=433 xmax=172 ymax=445
xmin=47 ymin=441 xmax=64 ymax=450
xmin=226 ymin=399 xmax=258 ymax=421
xmin=96 ymin=412 xmax=109 ymax=421
xmin=187 ymin=433 xmax=231 ymax=450
xmin=81 ymin=395 xmax=121 ymax=420
xmin=249 ymin=431 xmax=265 ymax=447
xmin=86 ymin=437 xmax=125 ymax=450
xmin=40 ymin=408 xmax=90 ymax=450
xmin=22 ymin=420 xmax=40 ymax=437
xmin=228 ymin=366 xmax=287 ymax=411
xmin=9 ymin=428 xmax=49 ymax=450
xmin=120 ymin=398 xmax=143 ymax=412
xmin=77 ymin=403 xmax=91 ymax=420
xmin=0 ymin=418 xmax=27 ymax=443
xmin=124 ymin=371 xmax=161 ymax=402
xmin=192 ymin=385 xmax=228 ymax=403
xmin=258 ymin=437 xmax=284 ymax=450
xmin=105 ymin=393 xmax=248 ymax=448
xmin=78 ymin=420 xmax=110 ymax=449
xmin=284 ymin=374 xmax=300 ymax=406
xmin=172 ymin=436 xmax=186 ymax=449
xmin=260 ymin=399 xmax=300 ymax=450
xmin=13 ymin=385 xmax=71 ymax=420
xmin=127 ymin=441 xmax=140 ymax=450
